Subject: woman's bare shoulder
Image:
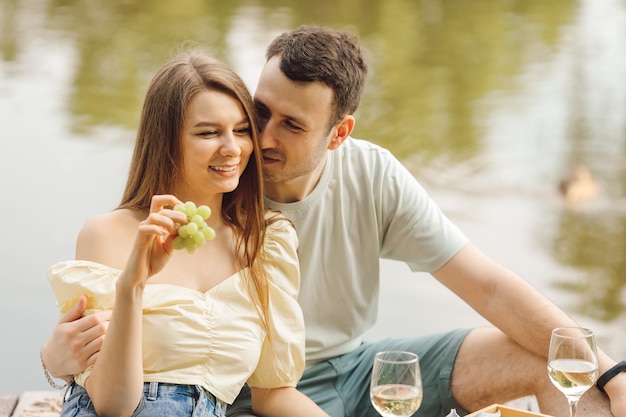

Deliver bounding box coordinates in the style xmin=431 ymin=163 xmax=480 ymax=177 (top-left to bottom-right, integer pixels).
xmin=75 ymin=208 xmax=142 ymax=267
xmin=79 ymin=208 xmax=139 ymax=235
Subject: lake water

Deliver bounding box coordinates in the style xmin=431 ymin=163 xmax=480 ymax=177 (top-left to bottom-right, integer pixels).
xmin=1 ymin=0 xmax=625 ymax=394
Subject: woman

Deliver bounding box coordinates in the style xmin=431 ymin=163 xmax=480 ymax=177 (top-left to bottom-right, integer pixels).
xmin=46 ymin=49 xmax=329 ymax=417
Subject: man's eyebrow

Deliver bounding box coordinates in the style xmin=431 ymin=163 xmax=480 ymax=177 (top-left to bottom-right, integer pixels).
xmin=283 ymin=113 xmax=307 ymax=127
xmin=254 ymin=98 xmax=268 ymax=109
xmin=254 ymin=99 xmax=307 ymax=127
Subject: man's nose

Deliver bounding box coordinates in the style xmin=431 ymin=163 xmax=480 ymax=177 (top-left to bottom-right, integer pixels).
xmin=259 ymin=121 xmax=277 ymax=149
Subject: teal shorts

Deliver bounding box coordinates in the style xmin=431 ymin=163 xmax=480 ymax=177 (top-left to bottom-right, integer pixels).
xmin=227 ymin=328 xmax=471 ymax=417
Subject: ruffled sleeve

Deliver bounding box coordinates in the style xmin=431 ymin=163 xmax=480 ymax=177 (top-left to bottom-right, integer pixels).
xmin=246 ymin=216 xmax=305 ymax=389
xmin=47 ymin=260 xmax=120 ymax=315
xmin=46 ymin=260 xmax=121 ymax=386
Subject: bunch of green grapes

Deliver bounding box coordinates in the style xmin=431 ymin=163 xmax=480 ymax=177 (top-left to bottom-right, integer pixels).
xmin=172 ymin=201 xmax=216 ymax=254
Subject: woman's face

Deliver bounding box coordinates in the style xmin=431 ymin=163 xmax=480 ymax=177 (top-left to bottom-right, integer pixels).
xmin=178 ymin=89 xmax=253 ymax=199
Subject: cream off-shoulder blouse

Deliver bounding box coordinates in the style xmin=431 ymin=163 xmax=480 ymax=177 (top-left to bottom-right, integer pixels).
xmin=47 ymin=218 xmax=304 ymax=405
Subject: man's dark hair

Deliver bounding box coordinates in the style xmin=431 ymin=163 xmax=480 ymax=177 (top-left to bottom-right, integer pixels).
xmin=266 ymin=25 xmax=368 ymax=127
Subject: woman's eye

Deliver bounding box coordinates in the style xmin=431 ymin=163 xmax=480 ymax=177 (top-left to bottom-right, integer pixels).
xmin=198 ymin=130 xmax=218 ymax=137
xmin=235 ymin=127 xmax=251 ymax=135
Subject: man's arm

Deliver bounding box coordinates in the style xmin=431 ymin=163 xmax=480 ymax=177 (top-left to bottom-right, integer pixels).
xmin=432 ymin=242 xmax=625 ymax=416
xmin=41 ymin=295 xmax=110 ymax=381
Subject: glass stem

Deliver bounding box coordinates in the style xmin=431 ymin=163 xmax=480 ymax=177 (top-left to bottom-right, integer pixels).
xmin=568 ymin=399 xmax=578 ymax=417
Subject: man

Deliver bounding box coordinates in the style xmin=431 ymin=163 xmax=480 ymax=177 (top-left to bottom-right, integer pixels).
xmin=42 ymin=26 xmax=625 ymax=417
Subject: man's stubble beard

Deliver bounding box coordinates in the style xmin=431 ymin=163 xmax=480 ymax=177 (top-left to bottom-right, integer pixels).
xmin=262 ymin=130 xmax=333 ymax=184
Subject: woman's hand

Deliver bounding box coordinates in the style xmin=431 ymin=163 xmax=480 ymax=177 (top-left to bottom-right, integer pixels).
xmin=121 ymin=194 xmax=187 ymax=289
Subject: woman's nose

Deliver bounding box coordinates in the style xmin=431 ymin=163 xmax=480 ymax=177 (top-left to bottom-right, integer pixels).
xmin=220 ymin=132 xmax=242 ymax=157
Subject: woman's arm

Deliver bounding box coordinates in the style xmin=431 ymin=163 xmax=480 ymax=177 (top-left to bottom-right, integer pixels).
xmin=250 ymin=387 xmax=330 ymax=417
xmin=85 ymin=273 xmax=145 ymax=417
xmin=81 ymin=195 xmax=185 ymax=417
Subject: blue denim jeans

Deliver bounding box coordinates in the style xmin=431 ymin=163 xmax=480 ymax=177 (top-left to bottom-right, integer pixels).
xmin=60 ymin=381 xmax=227 ymax=417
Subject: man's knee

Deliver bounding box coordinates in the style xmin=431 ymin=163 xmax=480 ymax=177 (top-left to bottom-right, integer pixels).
xmin=451 ymin=327 xmax=547 ymax=411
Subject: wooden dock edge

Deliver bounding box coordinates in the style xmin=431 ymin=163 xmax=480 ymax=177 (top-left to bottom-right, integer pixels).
xmin=0 ymin=391 xmax=62 ymax=417
xmin=0 ymin=394 xmax=18 ymax=417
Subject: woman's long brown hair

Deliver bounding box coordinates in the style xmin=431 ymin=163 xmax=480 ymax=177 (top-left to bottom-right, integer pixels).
xmin=118 ymin=49 xmax=272 ymax=338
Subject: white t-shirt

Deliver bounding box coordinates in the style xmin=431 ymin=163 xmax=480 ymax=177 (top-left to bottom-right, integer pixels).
xmin=265 ymin=137 xmax=469 ymax=364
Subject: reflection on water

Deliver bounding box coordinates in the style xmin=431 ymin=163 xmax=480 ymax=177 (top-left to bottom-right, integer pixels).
xmin=0 ymin=0 xmax=624 ymax=392
xmin=554 ymin=211 xmax=626 ymax=321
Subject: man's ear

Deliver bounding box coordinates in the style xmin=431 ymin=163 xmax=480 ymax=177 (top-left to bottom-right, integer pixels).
xmin=328 ymin=115 xmax=355 ymax=150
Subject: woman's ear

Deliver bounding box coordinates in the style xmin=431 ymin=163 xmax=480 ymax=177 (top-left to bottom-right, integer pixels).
xmin=328 ymin=115 xmax=355 ymax=150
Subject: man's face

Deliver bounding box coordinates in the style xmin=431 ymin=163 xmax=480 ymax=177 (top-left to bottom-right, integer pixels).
xmin=254 ymin=56 xmax=336 ymax=192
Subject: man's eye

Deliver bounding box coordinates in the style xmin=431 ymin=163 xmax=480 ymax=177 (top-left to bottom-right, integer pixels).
xmin=285 ymin=121 xmax=302 ymax=131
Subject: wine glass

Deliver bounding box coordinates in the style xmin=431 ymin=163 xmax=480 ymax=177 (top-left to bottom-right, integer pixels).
xmin=547 ymin=327 xmax=599 ymax=417
xmin=370 ymin=350 xmax=423 ymax=417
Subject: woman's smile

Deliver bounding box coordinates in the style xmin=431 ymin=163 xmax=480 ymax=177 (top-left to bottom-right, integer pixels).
xmin=210 ymin=164 xmax=239 ymax=175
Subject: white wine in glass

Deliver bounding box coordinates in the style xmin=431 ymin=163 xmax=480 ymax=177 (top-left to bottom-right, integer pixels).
xmin=370 ymin=351 xmax=423 ymax=417
xmin=547 ymin=327 xmax=599 ymax=417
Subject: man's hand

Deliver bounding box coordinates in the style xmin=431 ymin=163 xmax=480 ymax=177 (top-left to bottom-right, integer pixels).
xmin=607 ymin=372 xmax=626 ymax=417
xmin=41 ymin=294 xmax=111 ymax=380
